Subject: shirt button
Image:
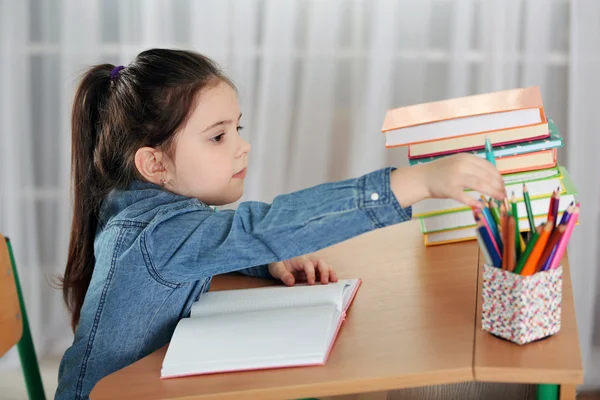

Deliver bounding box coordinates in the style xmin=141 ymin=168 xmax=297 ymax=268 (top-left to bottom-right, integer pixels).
xmin=370 ymin=192 xmax=379 ymax=201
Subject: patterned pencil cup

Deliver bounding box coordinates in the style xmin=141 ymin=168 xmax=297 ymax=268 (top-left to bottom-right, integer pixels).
xmin=481 ymin=264 xmax=562 ymax=345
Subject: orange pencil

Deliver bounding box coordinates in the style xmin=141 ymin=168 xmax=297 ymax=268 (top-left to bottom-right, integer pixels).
xmin=507 ymin=215 xmax=516 ymax=272
xmin=520 ymin=219 xmax=553 ymax=276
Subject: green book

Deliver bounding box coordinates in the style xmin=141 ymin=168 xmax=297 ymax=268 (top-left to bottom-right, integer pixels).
xmin=418 ymin=166 xmax=577 ymax=234
xmin=412 ymin=166 xmax=563 ymax=217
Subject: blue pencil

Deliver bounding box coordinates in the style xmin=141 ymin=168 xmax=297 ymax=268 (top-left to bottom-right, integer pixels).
xmin=477 ymin=221 xmax=502 ymax=267
xmin=475 ymin=229 xmax=494 ymax=266
xmin=479 ymin=202 xmax=503 ymax=254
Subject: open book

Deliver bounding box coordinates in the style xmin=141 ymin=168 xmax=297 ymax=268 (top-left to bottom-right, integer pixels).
xmin=161 ymin=279 xmax=361 ymax=379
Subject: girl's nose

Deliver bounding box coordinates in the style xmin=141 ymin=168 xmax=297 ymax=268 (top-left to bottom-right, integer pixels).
xmin=237 ymin=136 xmax=251 ymax=157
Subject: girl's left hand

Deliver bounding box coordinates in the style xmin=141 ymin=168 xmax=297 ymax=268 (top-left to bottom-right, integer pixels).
xmin=268 ymin=256 xmax=338 ymax=286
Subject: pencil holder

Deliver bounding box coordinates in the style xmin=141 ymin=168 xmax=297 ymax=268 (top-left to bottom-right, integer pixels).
xmin=481 ymin=264 xmax=562 ymax=345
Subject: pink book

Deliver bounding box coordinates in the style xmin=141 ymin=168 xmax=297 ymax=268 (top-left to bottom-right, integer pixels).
xmin=160 ymin=279 xmax=361 ymax=379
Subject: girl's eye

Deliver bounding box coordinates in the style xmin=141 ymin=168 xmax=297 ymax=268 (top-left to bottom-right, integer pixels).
xmin=237 ymin=125 xmax=244 ymax=133
xmin=210 ymin=133 xmax=225 ymax=143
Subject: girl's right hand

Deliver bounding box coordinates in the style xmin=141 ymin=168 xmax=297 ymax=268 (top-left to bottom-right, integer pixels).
xmin=391 ymin=153 xmax=505 ymax=209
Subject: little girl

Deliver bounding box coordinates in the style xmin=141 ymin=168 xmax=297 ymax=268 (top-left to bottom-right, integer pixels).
xmin=55 ymin=49 xmax=504 ymax=399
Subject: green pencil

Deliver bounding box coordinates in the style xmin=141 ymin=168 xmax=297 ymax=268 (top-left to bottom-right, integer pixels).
xmin=522 ymin=183 xmax=535 ymax=239
xmin=513 ymin=229 xmax=539 ymax=274
xmin=511 ymin=194 xmax=525 ymax=258
xmin=489 ymin=198 xmax=501 ymax=226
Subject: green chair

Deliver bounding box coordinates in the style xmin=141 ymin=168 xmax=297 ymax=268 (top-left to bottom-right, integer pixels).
xmin=0 ymin=234 xmax=46 ymax=400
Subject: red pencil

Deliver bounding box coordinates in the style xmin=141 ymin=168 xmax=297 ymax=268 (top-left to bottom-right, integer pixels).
xmin=547 ymin=189 xmax=556 ymax=223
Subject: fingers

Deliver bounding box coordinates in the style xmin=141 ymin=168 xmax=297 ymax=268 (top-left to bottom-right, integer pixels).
xmin=454 ymin=191 xmax=482 ymax=208
xmin=329 ymin=267 xmax=339 ymax=283
xmin=465 ymin=173 xmax=504 ymax=201
xmin=316 ymin=259 xmax=332 ymax=284
xmin=303 ymin=259 xmax=316 ymax=285
xmin=475 ymin=160 xmax=505 ymax=198
xmin=462 ymin=158 xmax=505 ymax=200
xmin=274 ymin=263 xmax=296 ymax=286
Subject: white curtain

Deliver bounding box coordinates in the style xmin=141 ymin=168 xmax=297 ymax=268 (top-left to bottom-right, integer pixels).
xmin=1 ymin=0 xmax=598 ymax=390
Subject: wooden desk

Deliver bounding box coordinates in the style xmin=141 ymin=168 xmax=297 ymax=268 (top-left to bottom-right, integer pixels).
xmin=473 ymin=251 xmax=584 ymax=399
xmin=91 ymin=221 xmax=481 ymax=400
xmin=91 ymin=220 xmax=583 ymax=400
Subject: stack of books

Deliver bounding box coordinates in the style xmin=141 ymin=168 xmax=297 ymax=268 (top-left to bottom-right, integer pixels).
xmin=381 ymin=87 xmax=577 ymax=246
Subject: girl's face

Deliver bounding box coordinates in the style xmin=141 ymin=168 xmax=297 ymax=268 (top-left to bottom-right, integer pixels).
xmin=165 ymin=81 xmax=251 ymax=205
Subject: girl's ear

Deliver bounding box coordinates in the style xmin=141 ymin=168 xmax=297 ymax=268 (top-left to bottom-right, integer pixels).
xmin=134 ymin=147 xmax=171 ymax=185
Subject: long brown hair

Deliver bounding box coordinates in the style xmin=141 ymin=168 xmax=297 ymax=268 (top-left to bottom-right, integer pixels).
xmin=63 ymin=49 xmax=233 ymax=330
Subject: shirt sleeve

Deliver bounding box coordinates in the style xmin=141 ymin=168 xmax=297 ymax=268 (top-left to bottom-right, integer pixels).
xmin=143 ymin=167 xmax=412 ymax=283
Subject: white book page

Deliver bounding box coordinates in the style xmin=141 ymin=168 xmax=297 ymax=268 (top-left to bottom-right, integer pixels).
xmin=162 ymin=304 xmax=339 ymax=377
xmin=191 ymin=279 xmax=358 ymax=318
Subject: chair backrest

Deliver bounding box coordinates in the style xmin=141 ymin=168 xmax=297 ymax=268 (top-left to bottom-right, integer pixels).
xmin=0 ymin=234 xmax=23 ymax=357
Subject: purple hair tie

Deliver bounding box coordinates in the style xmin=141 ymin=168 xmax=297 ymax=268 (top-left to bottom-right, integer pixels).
xmin=110 ymin=65 xmax=125 ymax=80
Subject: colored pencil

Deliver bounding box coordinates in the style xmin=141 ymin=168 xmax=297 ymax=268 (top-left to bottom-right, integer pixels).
xmin=481 ymin=205 xmax=502 ymax=252
xmin=480 ymin=195 xmax=490 ymax=208
xmin=475 ymin=229 xmax=494 ymax=266
xmin=501 ymin=210 xmax=509 ymax=270
xmin=506 ymin=215 xmax=516 ymax=272
xmin=513 ymin=227 xmax=540 ymax=275
xmin=522 ymin=183 xmax=536 ymax=239
xmin=520 ymin=220 xmax=554 ymax=276
xmin=485 ymin=137 xmax=496 ymax=167
xmin=489 ymin=199 xmax=501 ymax=226
xmin=551 ymin=188 xmax=560 ymax=227
xmin=559 ymin=203 xmax=573 ymax=226
xmin=477 ymin=220 xmax=502 ymax=267
xmin=536 ymin=224 xmax=566 ymax=272
xmin=475 ymin=210 xmax=501 ymax=257
xmin=540 ymin=246 xmax=558 ymax=272
xmin=547 ymin=190 xmax=556 ymax=224
xmin=511 ymin=193 xmax=525 ymax=257
xmin=547 ymin=204 xmax=580 ymax=270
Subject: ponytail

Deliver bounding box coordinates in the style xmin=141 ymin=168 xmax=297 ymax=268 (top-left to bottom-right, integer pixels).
xmin=62 ymin=64 xmax=113 ymax=331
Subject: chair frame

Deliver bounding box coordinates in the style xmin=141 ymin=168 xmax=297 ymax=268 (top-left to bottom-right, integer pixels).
xmin=1 ymin=235 xmax=46 ymax=400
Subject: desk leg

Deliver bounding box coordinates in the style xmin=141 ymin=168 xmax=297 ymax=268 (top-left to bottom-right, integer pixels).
xmin=559 ymin=384 xmax=577 ymax=400
xmin=536 ymin=384 xmax=558 ymax=400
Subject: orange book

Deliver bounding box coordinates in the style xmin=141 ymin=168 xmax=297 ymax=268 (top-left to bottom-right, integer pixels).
xmin=382 ymin=86 xmax=547 ymax=148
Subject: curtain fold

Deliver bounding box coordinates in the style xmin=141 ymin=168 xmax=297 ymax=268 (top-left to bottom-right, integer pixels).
xmin=245 ymin=0 xmax=299 ymax=201
xmin=567 ymin=0 xmax=600 ymax=388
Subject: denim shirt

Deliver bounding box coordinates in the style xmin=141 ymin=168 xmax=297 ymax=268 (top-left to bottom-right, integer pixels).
xmin=55 ymin=167 xmax=411 ymax=399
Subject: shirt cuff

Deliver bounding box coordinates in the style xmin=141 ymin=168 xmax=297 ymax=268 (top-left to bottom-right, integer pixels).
xmin=358 ymin=167 xmax=412 ymax=228
xmin=238 ymin=265 xmax=274 ymax=279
